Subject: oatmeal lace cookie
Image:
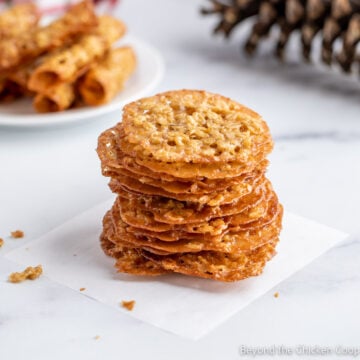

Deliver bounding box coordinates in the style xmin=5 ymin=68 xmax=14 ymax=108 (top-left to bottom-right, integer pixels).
xmin=97 ymin=90 xmax=283 ymax=282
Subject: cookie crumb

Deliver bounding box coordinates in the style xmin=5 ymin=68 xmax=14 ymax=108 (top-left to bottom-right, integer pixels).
xmin=79 ymin=287 xmax=86 ymax=291
xmin=11 ymin=230 xmax=24 ymax=238
xmin=121 ymin=300 xmax=135 ymax=311
xmin=8 ymin=265 xmax=43 ymax=283
xmin=94 ymin=335 xmax=100 ymax=340
xmin=274 ymin=292 xmax=279 ymax=298
xmin=0 ymin=238 xmax=4 ymax=247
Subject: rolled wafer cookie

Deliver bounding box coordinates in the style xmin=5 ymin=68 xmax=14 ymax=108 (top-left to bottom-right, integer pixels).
xmin=0 ymin=0 xmax=98 ymax=71
xmin=6 ymin=60 xmax=43 ymax=96
xmin=0 ymin=3 xmax=40 ymax=40
xmin=28 ymin=15 xmax=126 ymax=92
xmin=33 ymin=83 xmax=75 ymax=113
xmin=0 ymin=77 xmax=5 ymax=93
xmin=79 ymin=46 xmax=136 ymax=106
xmin=0 ymin=78 xmax=25 ymax=102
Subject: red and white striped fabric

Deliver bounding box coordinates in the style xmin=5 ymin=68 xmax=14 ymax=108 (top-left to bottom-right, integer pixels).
xmin=0 ymin=0 xmax=119 ymax=16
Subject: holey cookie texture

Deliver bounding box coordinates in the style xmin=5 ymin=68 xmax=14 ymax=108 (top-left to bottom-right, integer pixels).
xmin=97 ymin=90 xmax=283 ymax=282
xmin=121 ymin=90 xmax=273 ymax=164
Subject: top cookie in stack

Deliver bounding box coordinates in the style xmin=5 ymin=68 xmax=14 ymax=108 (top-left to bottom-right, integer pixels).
xmin=97 ymin=90 xmax=283 ymax=282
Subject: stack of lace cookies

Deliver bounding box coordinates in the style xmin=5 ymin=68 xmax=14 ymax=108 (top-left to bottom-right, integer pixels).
xmin=97 ymin=90 xmax=283 ymax=282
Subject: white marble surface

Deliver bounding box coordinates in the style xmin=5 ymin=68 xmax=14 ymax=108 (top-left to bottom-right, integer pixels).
xmin=1 ymin=0 xmax=360 ymax=358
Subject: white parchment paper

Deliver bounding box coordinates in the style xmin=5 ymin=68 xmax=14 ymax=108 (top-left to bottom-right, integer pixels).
xmin=6 ymin=200 xmax=348 ymax=339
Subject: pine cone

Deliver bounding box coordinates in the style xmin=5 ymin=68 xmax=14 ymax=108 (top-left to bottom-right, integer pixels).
xmin=201 ymin=0 xmax=360 ymax=73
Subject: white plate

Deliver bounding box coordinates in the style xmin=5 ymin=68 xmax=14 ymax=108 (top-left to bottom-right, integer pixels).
xmin=0 ymin=35 xmax=164 ymax=127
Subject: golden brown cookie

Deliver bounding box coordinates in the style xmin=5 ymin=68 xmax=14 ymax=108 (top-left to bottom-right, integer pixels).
xmin=101 ymin=234 xmax=168 ymax=276
xmin=116 ymin=178 xmax=269 ymax=225
xmin=97 ymin=125 xmax=272 ymax=180
xmin=107 ymin=160 xmax=268 ymax=195
xmin=114 ymin=186 xmax=278 ymax=231
xmin=110 ymin=144 xmax=269 ymax=185
xmin=116 ymin=201 xmax=230 ymax=235
xmin=124 ymin=198 xmax=281 ymax=245
xmin=102 ymin=208 xmax=280 ymax=282
xmin=100 ymin=212 xmax=168 ymax=275
xmin=105 ymin=205 xmax=282 ymax=255
xmin=121 ymin=90 xmax=272 ymax=164
xmin=96 ymin=90 xmax=283 ymax=282
xmin=141 ymin=239 xmax=279 ymax=282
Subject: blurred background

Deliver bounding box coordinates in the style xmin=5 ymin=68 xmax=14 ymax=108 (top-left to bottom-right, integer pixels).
xmin=1 ymin=0 xmax=359 ymax=237
xmin=1 ymin=1 xmax=359 ymax=358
